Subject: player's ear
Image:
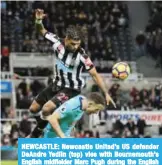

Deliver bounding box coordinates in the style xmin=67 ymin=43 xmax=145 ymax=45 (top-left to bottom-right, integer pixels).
xmin=89 ymin=101 xmax=95 ymax=106
xmin=65 ymin=37 xmax=70 ymax=44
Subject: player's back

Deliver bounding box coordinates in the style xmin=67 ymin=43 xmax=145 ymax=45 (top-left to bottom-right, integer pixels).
xmin=44 ymin=95 xmax=85 ymax=138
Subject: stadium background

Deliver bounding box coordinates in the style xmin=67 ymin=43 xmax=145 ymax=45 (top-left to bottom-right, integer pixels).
xmin=1 ymin=1 xmax=162 ymax=164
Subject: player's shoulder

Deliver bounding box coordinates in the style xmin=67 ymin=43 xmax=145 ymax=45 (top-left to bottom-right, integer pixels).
xmin=56 ymin=95 xmax=85 ymax=116
xmin=73 ymin=95 xmax=85 ymax=100
xmin=78 ymin=47 xmax=90 ymax=59
xmin=69 ymin=95 xmax=83 ymax=102
xmin=78 ymin=47 xmax=86 ymax=54
xmin=45 ymin=32 xmax=61 ymax=42
xmin=67 ymin=95 xmax=85 ymax=107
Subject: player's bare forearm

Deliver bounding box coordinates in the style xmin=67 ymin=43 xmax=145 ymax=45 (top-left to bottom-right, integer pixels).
xmin=35 ymin=9 xmax=47 ymax=36
xmin=48 ymin=114 xmax=65 ymax=138
xmin=35 ymin=21 xmax=47 ymax=36
xmin=89 ymin=67 xmax=116 ymax=107
xmin=89 ymin=68 xmax=107 ymax=95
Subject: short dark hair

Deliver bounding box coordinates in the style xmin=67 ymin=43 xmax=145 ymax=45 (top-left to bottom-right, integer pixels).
xmin=66 ymin=25 xmax=87 ymax=41
xmin=88 ymin=92 xmax=105 ymax=106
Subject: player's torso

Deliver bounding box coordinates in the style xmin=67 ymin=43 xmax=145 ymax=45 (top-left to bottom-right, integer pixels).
xmin=55 ymin=52 xmax=82 ymax=75
xmin=54 ymin=41 xmax=82 ymax=72
xmin=59 ymin=107 xmax=83 ymax=127
xmin=48 ymin=105 xmax=83 ymax=133
xmin=45 ymin=96 xmax=84 ymax=137
xmin=52 ymin=40 xmax=85 ymax=89
xmin=45 ymin=114 xmax=83 ymax=138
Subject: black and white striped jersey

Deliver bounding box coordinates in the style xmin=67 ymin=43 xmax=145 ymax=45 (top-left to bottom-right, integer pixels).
xmin=44 ymin=32 xmax=94 ymax=91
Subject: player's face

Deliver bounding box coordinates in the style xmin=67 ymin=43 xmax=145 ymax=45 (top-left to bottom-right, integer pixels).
xmin=86 ymin=101 xmax=104 ymax=115
xmin=65 ymin=38 xmax=81 ymax=52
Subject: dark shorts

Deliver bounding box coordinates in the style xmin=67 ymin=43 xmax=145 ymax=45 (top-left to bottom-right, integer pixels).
xmin=35 ymin=82 xmax=81 ymax=108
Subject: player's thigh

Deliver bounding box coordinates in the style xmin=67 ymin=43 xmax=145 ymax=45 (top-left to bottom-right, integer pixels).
xmin=29 ymin=100 xmax=41 ymax=113
xmin=51 ymin=88 xmax=81 ymax=109
xmin=42 ymin=88 xmax=80 ymax=116
xmin=42 ymin=100 xmax=57 ymax=116
xmin=30 ymin=83 xmax=55 ymax=113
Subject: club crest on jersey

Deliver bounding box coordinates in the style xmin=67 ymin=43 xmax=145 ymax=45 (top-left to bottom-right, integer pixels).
xmin=61 ymin=107 xmax=66 ymax=112
xmin=57 ymin=44 xmax=64 ymax=52
xmin=58 ymin=105 xmax=66 ymax=113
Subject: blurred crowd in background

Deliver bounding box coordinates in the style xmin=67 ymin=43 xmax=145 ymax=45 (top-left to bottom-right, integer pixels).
xmin=1 ymin=79 xmax=162 ymax=119
xmin=146 ymin=1 xmax=162 ymax=69
xmin=75 ymin=117 xmax=154 ymax=138
xmin=1 ymin=1 xmax=131 ymax=73
xmin=135 ymin=1 xmax=162 ymax=70
xmin=1 ymin=1 xmax=129 ymax=52
xmin=1 ymin=1 xmax=162 ymax=147
xmin=2 ymin=111 xmax=162 ymax=147
xmin=92 ymin=82 xmax=162 ymax=110
xmin=12 ymin=80 xmax=162 ymax=110
xmin=1 ymin=80 xmax=162 ymax=146
xmin=1 ymin=1 xmax=162 ymax=72
xmin=1 ymin=113 xmax=33 ymax=147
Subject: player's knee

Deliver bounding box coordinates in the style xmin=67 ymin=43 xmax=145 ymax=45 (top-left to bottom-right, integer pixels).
xmin=42 ymin=101 xmax=56 ymax=116
xmin=29 ymin=105 xmax=37 ymax=114
xmin=29 ymin=100 xmax=40 ymax=114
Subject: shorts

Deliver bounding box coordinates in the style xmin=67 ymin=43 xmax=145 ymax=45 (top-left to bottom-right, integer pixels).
xmin=35 ymin=82 xmax=81 ymax=108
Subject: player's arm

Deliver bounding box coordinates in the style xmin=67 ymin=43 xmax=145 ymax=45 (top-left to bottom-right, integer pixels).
xmin=47 ymin=112 xmax=66 ymax=138
xmin=89 ymin=67 xmax=107 ymax=94
xmin=35 ymin=9 xmax=60 ymax=46
xmin=35 ymin=9 xmax=47 ymax=36
xmin=80 ymin=54 xmax=116 ymax=108
xmin=89 ymin=67 xmax=116 ymax=108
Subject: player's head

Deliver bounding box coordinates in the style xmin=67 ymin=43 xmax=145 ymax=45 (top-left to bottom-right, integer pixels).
xmin=85 ymin=92 xmax=105 ymax=114
xmin=65 ymin=25 xmax=85 ymax=52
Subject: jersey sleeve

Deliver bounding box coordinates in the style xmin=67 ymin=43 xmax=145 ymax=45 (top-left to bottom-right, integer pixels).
xmin=55 ymin=95 xmax=84 ymax=119
xmin=55 ymin=104 xmax=69 ymax=119
xmin=80 ymin=49 xmax=94 ymax=71
xmin=44 ymin=32 xmax=60 ymax=44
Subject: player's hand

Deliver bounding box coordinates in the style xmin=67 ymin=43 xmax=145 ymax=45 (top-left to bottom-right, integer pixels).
xmin=35 ymin=9 xmax=47 ymax=20
xmin=105 ymin=93 xmax=116 ymax=108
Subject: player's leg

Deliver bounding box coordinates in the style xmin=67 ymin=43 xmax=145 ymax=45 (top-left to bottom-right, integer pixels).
xmin=37 ymin=91 xmax=69 ymax=138
xmin=29 ymin=100 xmax=41 ymax=122
xmin=41 ymin=88 xmax=81 ymax=120
xmin=27 ymin=100 xmax=42 ymax=137
xmin=31 ymin=87 xmax=80 ymax=138
xmin=29 ymin=100 xmax=41 ymax=114
xmin=29 ymin=84 xmax=53 ymax=119
xmin=41 ymin=88 xmax=81 ymax=138
xmin=29 ymin=83 xmax=56 ymax=137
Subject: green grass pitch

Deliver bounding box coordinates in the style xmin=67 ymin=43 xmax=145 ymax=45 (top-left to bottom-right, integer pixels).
xmin=1 ymin=161 xmax=18 ymax=165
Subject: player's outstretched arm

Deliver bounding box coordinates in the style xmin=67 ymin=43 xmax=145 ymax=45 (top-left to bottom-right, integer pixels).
xmin=88 ymin=67 xmax=116 ymax=108
xmin=48 ymin=112 xmax=66 ymax=138
xmin=35 ymin=9 xmax=47 ymax=36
